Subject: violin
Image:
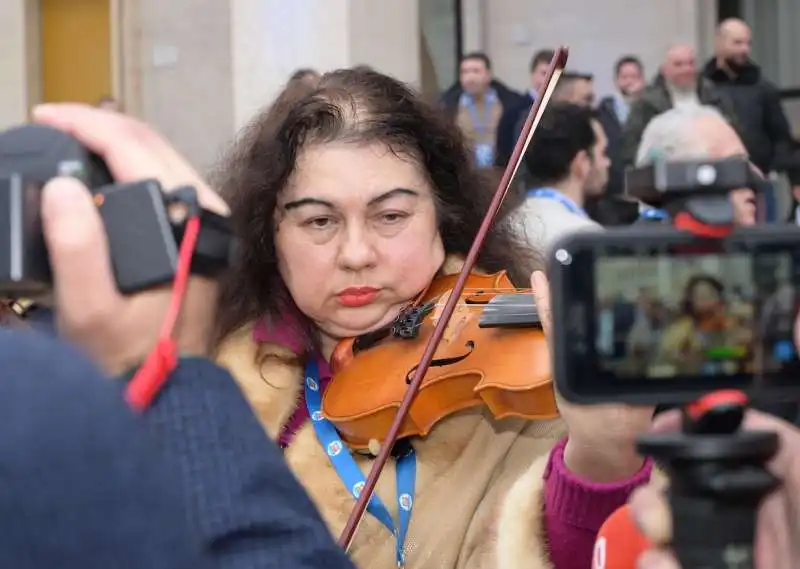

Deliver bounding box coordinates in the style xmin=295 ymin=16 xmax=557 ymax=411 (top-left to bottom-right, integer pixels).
xmin=325 ymin=270 xmax=557 ymax=451
xmin=332 ymin=47 xmax=570 ymax=551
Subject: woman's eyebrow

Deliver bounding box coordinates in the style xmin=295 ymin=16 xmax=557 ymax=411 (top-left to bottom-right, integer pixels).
xmin=283 ymin=188 xmax=419 ymax=211
xmin=282 ymin=197 xmax=335 ymax=211
xmin=367 ymin=188 xmax=418 ymax=206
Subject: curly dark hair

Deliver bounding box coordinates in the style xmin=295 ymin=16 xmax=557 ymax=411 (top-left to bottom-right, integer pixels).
xmin=211 ymin=67 xmax=538 ymax=346
xmin=680 ymin=274 xmax=725 ymax=318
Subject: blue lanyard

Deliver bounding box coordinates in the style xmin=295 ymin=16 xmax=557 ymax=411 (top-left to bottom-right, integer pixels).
xmin=305 ymin=360 xmax=416 ymax=567
xmin=639 ymin=207 xmax=668 ymax=221
xmin=461 ymin=91 xmax=497 ymax=139
xmin=527 ymin=188 xmax=589 ymax=218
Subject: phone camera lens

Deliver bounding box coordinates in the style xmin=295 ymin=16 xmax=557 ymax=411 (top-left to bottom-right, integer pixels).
xmin=555 ymin=249 xmax=572 ymax=265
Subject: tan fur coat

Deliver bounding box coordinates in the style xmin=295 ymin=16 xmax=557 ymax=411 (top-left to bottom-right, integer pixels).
xmin=214 ymin=259 xmax=654 ymax=569
xmin=217 ymin=325 xmax=566 ymax=569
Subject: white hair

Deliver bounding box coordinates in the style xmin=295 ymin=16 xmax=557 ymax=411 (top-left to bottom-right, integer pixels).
xmin=635 ymin=105 xmax=727 ymax=167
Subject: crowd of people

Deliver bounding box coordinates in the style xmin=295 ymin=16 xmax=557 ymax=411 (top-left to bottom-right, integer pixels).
xmin=442 ymin=18 xmax=799 ymax=227
xmin=2 ymin=15 xmax=800 ymax=569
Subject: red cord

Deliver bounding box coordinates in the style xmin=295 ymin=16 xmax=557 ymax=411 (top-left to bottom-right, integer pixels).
xmin=125 ymin=215 xmax=202 ymax=410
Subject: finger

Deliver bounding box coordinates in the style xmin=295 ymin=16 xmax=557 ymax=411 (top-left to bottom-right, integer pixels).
xmin=755 ymin=491 xmax=793 ymax=569
xmin=741 ymin=410 xmax=800 ymax=482
xmin=32 ymin=104 xmax=228 ymax=215
xmin=650 ymin=410 xmax=682 ymax=433
xmin=531 ymin=270 xmax=551 ymax=338
xmin=630 ymin=486 xmax=672 ymax=545
xmin=637 ymin=550 xmax=680 ymax=569
xmin=41 ymin=177 xmax=122 ymax=330
xmin=33 ymin=104 xmax=165 ymax=182
xmin=653 ymin=407 xmax=800 ymax=483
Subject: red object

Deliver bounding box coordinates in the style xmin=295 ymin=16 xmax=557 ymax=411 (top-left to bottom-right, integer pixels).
xmin=685 ymin=389 xmax=748 ymax=422
xmin=592 ymin=504 xmax=652 ymax=569
xmin=673 ymin=211 xmax=733 ymax=238
xmin=125 ymin=214 xmax=202 ymax=410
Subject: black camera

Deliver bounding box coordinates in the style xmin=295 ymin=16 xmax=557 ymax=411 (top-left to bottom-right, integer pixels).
xmin=550 ymin=156 xmax=790 ymax=569
xmin=549 ymin=156 xmax=800 ymax=406
xmin=0 ymin=124 xmax=234 ymax=295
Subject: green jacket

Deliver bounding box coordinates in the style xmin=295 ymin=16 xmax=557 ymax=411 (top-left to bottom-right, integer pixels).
xmin=620 ymin=74 xmax=740 ymax=167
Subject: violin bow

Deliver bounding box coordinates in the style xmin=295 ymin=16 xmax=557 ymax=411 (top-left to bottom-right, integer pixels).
xmin=338 ymin=46 xmax=569 ymax=552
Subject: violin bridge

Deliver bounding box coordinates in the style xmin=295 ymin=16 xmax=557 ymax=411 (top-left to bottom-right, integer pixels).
xmin=478 ymin=293 xmax=542 ymax=329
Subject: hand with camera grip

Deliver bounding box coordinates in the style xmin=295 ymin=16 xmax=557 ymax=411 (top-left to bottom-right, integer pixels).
xmin=33 ymin=103 xmax=228 ymax=375
xmin=630 ymin=409 xmax=800 ymax=569
xmin=531 ymin=270 xmax=654 ymax=481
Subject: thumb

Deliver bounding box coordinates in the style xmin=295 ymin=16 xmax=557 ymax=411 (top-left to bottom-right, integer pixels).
xmin=41 ymin=178 xmax=120 ymax=325
xmin=531 ymin=270 xmax=552 ymax=338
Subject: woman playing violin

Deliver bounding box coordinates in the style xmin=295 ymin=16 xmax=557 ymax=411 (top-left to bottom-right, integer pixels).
xmin=213 ymin=67 xmax=656 ymax=569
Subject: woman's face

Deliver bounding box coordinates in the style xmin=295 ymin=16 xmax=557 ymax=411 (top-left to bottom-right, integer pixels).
xmin=691 ymin=281 xmax=721 ymax=314
xmin=275 ymin=142 xmax=445 ymax=342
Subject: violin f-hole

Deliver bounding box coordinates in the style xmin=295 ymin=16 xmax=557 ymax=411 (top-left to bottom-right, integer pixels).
xmin=405 ymin=340 xmax=476 ymax=384
xmin=464 ymin=291 xmax=488 ymax=305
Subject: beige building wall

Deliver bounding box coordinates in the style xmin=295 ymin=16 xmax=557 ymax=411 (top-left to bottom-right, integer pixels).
xmin=483 ymin=0 xmax=714 ymax=98
xmin=0 ymin=0 xmax=38 ymax=129
xmin=1 ymin=0 xmax=421 ymax=171
xmin=1 ymin=0 xmax=718 ymax=170
xmin=230 ymin=0 xmax=420 ymax=131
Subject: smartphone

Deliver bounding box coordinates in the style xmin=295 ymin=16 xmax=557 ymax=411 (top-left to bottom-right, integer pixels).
xmin=549 ymin=225 xmax=800 ymax=406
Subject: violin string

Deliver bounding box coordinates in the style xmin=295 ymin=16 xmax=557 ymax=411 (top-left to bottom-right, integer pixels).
xmin=456 ymin=288 xmax=534 ymax=292
xmin=399 ymin=304 xmax=543 ymax=332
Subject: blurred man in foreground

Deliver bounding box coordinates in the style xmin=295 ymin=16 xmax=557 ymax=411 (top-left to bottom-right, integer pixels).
xmin=510 ymin=103 xmax=609 ymax=250
xmin=635 ymin=105 xmax=756 ymax=226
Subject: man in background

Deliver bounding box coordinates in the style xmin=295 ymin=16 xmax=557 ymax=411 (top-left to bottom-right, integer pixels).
xmin=597 ymin=56 xmax=645 ymax=196
xmin=494 ymin=48 xmax=554 ymax=167
xmin=439 ymin=52 xmax=522 ymax=168
xmin=551 ymin=71 xmax=595 ymax=107
xmin=635 ymin=105 xmax=756 ymax=227
xmin=510 ymin=103 xmax=609 ymax=251
xmin=703 ymin=18 xmax=796 ymax=222
xmin=621 ymin=44 xmax=738 ymax=167
xmin=511 ymin=71 xmax=596 ymax=172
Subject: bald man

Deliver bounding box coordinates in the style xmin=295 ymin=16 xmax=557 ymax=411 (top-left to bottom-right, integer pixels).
xmin=703 ymin=18 xmax=796 ymax=221
xmin=619 ymin=43 xmax=737 ymax=167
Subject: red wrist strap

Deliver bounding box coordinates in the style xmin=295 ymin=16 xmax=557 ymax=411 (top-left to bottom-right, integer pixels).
xmin=125 ymin=214 xmax=201 ymax=410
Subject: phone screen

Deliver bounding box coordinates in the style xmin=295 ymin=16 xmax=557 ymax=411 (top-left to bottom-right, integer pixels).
xmin=594 ymin=251 xmax=800 ymax=381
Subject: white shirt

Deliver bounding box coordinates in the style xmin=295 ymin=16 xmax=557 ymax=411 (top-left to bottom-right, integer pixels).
xmin=667 ymin=85 xmax=700 ymax=110
xmin=511 ymin=194 xmax=602 ymax=253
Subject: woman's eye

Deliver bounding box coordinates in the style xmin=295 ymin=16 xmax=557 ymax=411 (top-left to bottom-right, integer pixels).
xmin=380 ymin=212 xmax=408 ymax=224
xmin=306 ymin=217 xmax=335 ymax=229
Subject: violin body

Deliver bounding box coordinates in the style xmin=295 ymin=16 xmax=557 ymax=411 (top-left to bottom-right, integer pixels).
xmin=323 ymin=271 xmax=558 ymax=450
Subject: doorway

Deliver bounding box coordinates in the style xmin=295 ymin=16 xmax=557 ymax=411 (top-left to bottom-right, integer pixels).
xmin=40 ymin=0 xmax=112 ymax=104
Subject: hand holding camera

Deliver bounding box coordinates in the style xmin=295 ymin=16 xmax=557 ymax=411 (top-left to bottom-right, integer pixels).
xmin=532 ymin=270 xmax=655 ymax=481
xmin=631 ymin=409 xmax=800 ymax=569
xmin=27 ymin=104 xmax=229 ymax=375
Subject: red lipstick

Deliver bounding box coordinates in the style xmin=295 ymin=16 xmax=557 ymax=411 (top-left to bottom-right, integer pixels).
xmin=337 ymin=287 xmax=380 ymax=308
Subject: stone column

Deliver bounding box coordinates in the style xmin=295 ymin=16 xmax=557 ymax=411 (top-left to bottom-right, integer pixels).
xmin=230 ymin=0 xmax=421 ymax=130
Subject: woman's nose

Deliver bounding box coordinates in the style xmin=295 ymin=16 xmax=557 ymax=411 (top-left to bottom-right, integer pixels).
xmin=338 ymin=225 xmax=377 ymax=270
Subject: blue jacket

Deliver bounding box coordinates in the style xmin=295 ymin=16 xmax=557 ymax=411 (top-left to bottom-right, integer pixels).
xmin=0 ymin=329 xmax=353 ymax=569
